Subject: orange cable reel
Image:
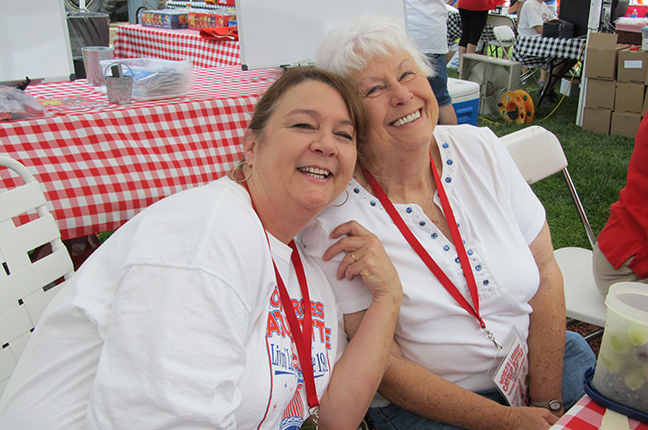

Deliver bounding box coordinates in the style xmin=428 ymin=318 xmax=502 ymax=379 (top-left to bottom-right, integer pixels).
xmin=498 ymin=90 xmax=534 ymax=124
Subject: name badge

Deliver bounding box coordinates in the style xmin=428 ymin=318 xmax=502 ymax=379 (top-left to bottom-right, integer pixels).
xmin=490 ymin=328 xmax=529 ymax=407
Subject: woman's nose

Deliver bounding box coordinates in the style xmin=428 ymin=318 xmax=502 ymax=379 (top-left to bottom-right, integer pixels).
xmin=390 ymin=82 xmax=413 ymax=106
xmin=311 ymin=131 xmax=338 ymax=156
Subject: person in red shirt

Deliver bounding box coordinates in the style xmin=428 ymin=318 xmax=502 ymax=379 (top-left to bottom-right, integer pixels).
xmin=457 ymin=0 xmax=504 ymax=70
xmin=593 ymin=115 xmax=648 ymax=296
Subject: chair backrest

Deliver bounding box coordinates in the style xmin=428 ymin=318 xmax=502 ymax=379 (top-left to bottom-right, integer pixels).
xmin=0 ymin=155 xmax=74 ymax=397
xmin=493 ymin=25 xmax=516 ymax=43
xmin=499 ymin=126 xmax=596 ymax=248
xmin=486 ymin=14 xmax=517 ymax=32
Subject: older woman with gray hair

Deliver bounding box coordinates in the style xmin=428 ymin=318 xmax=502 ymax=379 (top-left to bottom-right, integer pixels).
xmin=299 ymin=15 xmax=595 ymax=430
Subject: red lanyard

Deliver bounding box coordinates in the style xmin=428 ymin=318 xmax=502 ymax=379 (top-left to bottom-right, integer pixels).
xmin=273 ymin=241 xmax=319 ymax=411
xmin=361 ymin=154 xmax=501 ymax=349
xmin=241 ymin=182 xmax=320 ymax=417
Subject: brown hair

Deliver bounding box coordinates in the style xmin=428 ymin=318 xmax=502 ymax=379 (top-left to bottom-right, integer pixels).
xmin=247 ymin=67 xmax=365 ymax=143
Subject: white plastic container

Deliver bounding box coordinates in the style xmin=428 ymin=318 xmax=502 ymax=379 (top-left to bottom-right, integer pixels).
xmin=447 ymin=78 xmax=480 ymax=126
xmin=99 ymin=58 xmax=193 ymax=101
xmin=593 ymin=282 xmax=648 ymax=414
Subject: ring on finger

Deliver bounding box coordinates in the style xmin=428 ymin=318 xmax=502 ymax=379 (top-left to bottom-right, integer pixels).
xmin=352 ymin=252 xmax=357 ymax=262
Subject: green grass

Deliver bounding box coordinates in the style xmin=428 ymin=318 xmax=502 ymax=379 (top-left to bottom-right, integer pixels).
xmin=449 ymin=68 xmax=635 ymax=250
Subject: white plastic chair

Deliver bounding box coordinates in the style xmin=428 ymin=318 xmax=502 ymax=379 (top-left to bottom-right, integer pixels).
xmin=492 ymin=25 xmax=516 ymax=60
xmin=499 ymin=126 xmax=607 ymax=334
xmin=485 ymin=14 xmax=517 ymax=57
xmin=0 ymin=155 xmax=74 ymax=397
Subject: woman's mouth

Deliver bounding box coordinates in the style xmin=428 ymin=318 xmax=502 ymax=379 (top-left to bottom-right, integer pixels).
xmin=390 ymin=109 xmax=421 ymax=127
xmin=298 ymin=167 xmax=331 ymax=179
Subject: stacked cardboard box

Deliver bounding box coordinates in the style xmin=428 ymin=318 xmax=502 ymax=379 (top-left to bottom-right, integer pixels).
xmin=582 ymin=33 xmax=647 ymax=138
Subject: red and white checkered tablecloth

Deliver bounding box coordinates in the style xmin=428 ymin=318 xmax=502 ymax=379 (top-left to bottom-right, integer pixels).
xmin=550 ymin=395 xmax=648 ymax=430
xmin=113 ymin=24 xmax=240 ymax=68
xmin=0 ymin=66 xmax=281 ymax=240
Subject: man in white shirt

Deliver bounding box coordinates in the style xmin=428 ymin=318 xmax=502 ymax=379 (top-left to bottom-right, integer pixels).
xmin=406 ymin=0 xmax=459 ymax=125
xmin=517 ymin=0 xmax=556 ymax=86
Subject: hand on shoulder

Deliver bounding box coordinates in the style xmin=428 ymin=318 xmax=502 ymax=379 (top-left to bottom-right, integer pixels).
xmin=322 ymin=220 xmax=402 ymax=303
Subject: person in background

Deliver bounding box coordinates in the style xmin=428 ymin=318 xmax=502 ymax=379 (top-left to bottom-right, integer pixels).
xmin=306 ymin=15 xmax=596 ymax=430
xmin=508 ymin=0 xmax=523 ymax=14
xmin=456 ymin=0 xmax=504 ymax=70
xmin=0 ymin=67 xmax=403 ymax=430
xmin=593 ymin=115 xmax=648 ymax=297
xmin=406 ymin=0 xmax=458 ymax=125
xmin=517 ymin=0 xmax=556 ymax=88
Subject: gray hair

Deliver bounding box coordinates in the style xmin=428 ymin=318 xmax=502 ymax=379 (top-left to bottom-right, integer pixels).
xmin=316 ymin=15 xmax=435 ymax=81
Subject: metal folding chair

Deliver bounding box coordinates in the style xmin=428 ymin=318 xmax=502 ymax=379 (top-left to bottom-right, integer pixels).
xmin=492 ymin=25 xmax=516 ymax=60
xmin=499 ymin=126 xmax=606 ymax=338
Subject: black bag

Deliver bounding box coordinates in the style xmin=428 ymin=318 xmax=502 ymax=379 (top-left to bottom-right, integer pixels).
xmin=542 ymin=20 xmax=575 ymax=38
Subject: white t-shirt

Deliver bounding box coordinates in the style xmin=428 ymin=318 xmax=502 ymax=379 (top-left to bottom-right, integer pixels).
xmin=299 ymin=125 xmax=546 ymax=403
xmin=0 ymin=177 xmax=345 ymax=430
xmin=406 ymin=0 xmax=450 ymax=54
xmin=518 ymin=0 xmax=556 ymax=36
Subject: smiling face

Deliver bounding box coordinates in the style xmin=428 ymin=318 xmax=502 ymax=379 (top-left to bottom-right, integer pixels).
xmin=244 ymin=80 xmax=357 ymax=219
xmin=355 ymin=50 xmax=439 ymax=161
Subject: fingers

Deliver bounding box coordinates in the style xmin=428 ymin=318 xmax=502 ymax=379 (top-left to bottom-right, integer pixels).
xmin=335 ymin=236 xmax=381 ymax=281
xmin=507 ymin=407 xmax=558 ymax=430
xmin=320 ymin=221 xmax=383 ymax=281
xmin=321 ymin=220 xmax=370 ymax=262
xmin=320 ymin=221 xmax=401 ymax=299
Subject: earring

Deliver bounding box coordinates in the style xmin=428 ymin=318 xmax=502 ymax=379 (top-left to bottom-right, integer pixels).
xmin=330 ymin=189 xmax=349 ymax=207
xmin=231 ymin=160 xmax=253 ymax=183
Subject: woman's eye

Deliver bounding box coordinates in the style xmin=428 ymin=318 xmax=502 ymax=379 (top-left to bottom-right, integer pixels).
xmin=364 ymin=86 xmax=384 ymax=98
xmin=400 ymin=71 xmax=416 ymax=81
xmin=293 ymin=123 xmax=315 ymax=130
xmin=336 ymin=131 xmax=354 ymax=141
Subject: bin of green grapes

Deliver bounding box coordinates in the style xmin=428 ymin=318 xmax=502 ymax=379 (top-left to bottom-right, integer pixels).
xmin=593 ymin=282 xmax=648 ymax=414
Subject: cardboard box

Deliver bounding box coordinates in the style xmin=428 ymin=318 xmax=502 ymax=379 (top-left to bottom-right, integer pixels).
xmin=188 ymin=11 xmax=236 ymax=30
xmin=610 ymin=112 xmax=643 ymax=138
xmin=139 ymin=9 xmax=188 ymax=29
xmin=585 ymin=78 xmax=616 ymax=109
xmin=584 ymin=33 xmax=625 ymax=80
xmin=615 ymin=82 xmax=646 ymax=113
xmin=617 ymin=49 xmax=648 ymax=83
xmin=582 ymin=108 xmax=612 ymax=135
xmin=643 ymin=90 xmax=648 ymax=116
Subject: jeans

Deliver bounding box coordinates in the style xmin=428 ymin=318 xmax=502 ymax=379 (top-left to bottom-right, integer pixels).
xmin=425 ymin=54 xmax=452 ymax=108
xmin=366 ymin=331 xmax=596 ymax=430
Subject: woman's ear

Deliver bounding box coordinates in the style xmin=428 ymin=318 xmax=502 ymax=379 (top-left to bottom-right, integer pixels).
xmin=243 ymin=129 xmax=259 ymax=167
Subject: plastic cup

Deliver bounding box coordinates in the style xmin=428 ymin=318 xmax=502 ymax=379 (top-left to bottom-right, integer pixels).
xmin=82 ymin=46 xmax=114 ymax=86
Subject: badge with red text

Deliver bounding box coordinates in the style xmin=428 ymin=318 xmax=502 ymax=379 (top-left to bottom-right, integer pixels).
xmin=492 ymin=329 xmax=529 ymax=407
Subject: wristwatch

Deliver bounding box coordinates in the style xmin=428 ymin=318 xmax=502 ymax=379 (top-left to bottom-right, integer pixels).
xmin=530 ymin=400 xmax=563 ymax=411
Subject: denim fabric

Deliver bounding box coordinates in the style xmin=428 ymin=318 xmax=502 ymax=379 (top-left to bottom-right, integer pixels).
xmin=562 ymin=331 xmax=597 ymax=410
xmin=425 ymin=54 xmax=453 ymax=107
xmin=366 ymin=331 xmax=596 ymax=430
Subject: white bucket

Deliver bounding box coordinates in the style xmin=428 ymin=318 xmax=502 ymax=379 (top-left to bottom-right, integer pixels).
xmin=592 ymin=282 xmax=648 ymax=414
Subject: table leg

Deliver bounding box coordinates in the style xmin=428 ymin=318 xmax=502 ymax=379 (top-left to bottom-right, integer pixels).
xmin=537 ymin=57 xmax=578 ymax=107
